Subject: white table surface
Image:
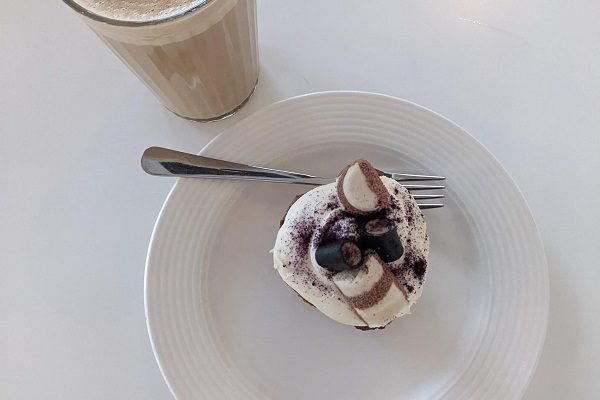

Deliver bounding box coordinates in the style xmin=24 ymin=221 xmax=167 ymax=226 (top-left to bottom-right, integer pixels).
xmin=2 ymin=0 xmax=599 ymax=399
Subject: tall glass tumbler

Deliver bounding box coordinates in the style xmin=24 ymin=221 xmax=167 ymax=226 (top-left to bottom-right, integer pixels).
xmin=63 ymin=0 xmax=259 ymax=121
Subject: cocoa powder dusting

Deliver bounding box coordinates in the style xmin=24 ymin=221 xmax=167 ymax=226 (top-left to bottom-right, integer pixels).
xmin=277 ymin=166 xmax=428 ymax=327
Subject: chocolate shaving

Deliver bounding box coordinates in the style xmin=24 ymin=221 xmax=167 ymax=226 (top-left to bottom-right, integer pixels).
xmin=412 ymin=259 xmax=427 ymax=280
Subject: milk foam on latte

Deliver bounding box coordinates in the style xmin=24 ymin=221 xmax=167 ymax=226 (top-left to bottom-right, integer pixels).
xmin=73 ymin=0 xmax=207 ymax=22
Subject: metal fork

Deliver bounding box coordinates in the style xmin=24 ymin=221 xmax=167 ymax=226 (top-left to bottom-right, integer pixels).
xmin=141 ymin=147 xmax=445 ymax=209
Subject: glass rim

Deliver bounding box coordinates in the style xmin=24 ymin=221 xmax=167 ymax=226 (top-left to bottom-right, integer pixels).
xmin=62 ymin=0 xmax=214 ymax=27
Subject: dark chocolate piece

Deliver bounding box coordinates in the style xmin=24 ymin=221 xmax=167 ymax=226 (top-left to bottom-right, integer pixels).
xmin=361 ymin=218 xmax=404 ymax=262
xmin=315 ymin=240 xmax=363 ymax=272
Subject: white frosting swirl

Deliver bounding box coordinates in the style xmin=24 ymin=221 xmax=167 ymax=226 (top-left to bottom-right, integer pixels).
xmin=273 ymin=175 xmax=429 ymax=328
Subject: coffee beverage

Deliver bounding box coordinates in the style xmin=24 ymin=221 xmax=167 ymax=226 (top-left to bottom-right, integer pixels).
xmin=65 ymin=0 xmax=259 ymax=120
xmin=72 ymin=0 xmax=208 ymax=21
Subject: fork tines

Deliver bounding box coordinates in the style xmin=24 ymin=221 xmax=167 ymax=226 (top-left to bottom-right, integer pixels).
xmin=385 ymin=172 xmax=446 ymax=181
xmin=388 ymin=172 xmax=445 ymax=210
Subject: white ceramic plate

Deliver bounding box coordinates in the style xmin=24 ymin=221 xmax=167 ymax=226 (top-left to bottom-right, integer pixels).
xmin=145 ymin=91 xmax=548 ymax=400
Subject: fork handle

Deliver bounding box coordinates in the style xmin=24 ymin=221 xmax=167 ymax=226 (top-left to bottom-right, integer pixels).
xmin=141 ymin=147 xmax=331 ymax=185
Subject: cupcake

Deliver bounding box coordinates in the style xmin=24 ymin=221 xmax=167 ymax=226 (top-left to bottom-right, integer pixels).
xmin=273 ymin=160 xmax=429 ymax=330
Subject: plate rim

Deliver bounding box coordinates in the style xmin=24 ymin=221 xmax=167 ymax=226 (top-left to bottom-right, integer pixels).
xmin=144 ymin=90 xmax=549 ymax=400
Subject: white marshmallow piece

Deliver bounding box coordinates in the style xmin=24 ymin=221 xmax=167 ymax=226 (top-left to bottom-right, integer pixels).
xmin=333 ymin=255 xmax=410 ymax=328
xmin=342 ymin=163 xmax=380 ymax=213
xmin=356 ymin=284 xmax=410 ymax=327
xmin=333 ymin=255 xmax=384 ymax=297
